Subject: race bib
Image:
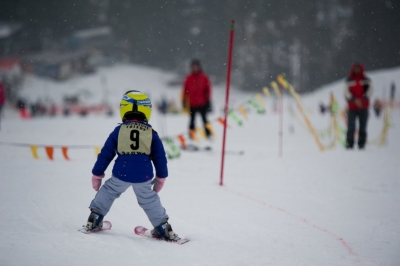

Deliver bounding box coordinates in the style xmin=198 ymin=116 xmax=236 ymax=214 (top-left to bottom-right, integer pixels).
xmin=117 ymin=122 xmax=152 ymax=155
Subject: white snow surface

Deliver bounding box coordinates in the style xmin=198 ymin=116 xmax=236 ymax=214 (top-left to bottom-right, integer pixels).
xmin=1 ymin=64 xmax=399 ymax=266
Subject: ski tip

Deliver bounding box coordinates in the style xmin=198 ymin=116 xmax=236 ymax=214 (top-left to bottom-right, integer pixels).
xmin=103 ymin=221 xmax=112 ymax=229
xmin=134 ymin=226 xmax=148 ymax=235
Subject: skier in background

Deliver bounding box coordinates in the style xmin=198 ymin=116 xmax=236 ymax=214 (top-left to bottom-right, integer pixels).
xmin=182 ymin=59 xmax=212 ymax=139
xmin=0 ymin=77 xmax=6 ymax=129
xmin=344 ymin=63 xmax=373 ymax=149
xmin=84 ymin=90 xmax=180 ymax=241
xmin=390 ymin=82 xmax=396 ymax=108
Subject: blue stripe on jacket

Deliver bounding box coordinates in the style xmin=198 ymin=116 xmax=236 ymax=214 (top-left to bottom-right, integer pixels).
xmin=92 ymin=122 xmax=168 ymax=183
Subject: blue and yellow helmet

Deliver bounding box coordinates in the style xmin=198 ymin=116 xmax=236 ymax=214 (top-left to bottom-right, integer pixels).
xmin=120 ymin=90 xmax=152 ymax=122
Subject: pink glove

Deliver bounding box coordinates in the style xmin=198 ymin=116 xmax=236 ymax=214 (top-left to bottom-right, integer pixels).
xmin=92 ymin=174 xmax=105 ymax=191
xmin=152 ymin=177 xmax=166 ymax=193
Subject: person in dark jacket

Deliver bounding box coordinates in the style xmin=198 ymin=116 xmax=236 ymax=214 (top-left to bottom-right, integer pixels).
xmin=345 ymin=63 xmax=373 ymax=149
xmin=84 ymin=90 xmax=180 ymax=241
xmin=182 ymin=59 xmax=212 ymax=139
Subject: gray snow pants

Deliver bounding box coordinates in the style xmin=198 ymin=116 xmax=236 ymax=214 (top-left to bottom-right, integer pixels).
xmin=89 ymin=176 xmax=168 ymax=227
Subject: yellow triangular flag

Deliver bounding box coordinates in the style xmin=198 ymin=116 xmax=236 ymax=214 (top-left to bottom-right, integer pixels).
xmin=263 ymin=87 xmax=271 ymax=97
xmin=271 ymin=81 xmax=281 ymax=98
xmin=94 ymin=146 xmax=101 ymax=156
xmin=277 ymin=74 xmax=289 ymax=89
xmin=30 ymin=145 xmax=39 ymax=159
xmin=255 ymin=93 xmax=265 ymax=107
xmin=238 ymin=105 xmax=248 ymax=120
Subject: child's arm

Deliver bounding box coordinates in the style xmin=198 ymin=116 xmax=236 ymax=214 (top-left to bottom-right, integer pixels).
xmin=92 ymin=127 xmax=118 ymax=176
xmin=151 ymin=130 xmax=168 ymax=179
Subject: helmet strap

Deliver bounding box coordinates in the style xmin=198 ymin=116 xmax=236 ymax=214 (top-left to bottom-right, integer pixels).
xmin=132 ymin=100 xmax=138 ymax=112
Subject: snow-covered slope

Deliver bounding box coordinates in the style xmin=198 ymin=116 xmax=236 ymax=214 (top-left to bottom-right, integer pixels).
xmin=0 ymin=64 xmax=399 ymax=266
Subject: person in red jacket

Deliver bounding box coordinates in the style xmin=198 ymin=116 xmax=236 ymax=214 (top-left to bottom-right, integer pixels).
xmin=182 ymin=59 xmax=212 ymax=139
xmin=0 ymin=79 xmax=6 ymax=130
xmin=345 ymin=63 xmax=373 ymax=149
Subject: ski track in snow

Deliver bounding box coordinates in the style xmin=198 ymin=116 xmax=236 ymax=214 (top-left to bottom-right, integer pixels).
xmin=224 ymin=188 xmax=387 ymax=266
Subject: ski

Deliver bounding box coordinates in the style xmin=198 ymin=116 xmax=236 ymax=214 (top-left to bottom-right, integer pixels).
xmin=78 ymin=221 xmax=112 ymax=234
xmin=182 ymin=144 xmax=244 ymax=155
xmin=134 ymin=226 xmax=189 ymax=245
xmin=185 ymin=144 xmax=212 ymax=152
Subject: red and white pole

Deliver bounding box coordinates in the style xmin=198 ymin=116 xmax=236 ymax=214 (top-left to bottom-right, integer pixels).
xmin=220 ymin=20 xmax=235 ymax=186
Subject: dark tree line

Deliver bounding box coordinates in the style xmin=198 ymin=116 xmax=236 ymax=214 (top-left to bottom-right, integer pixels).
xmin=1 ymin=0 xmax=399 ymax=92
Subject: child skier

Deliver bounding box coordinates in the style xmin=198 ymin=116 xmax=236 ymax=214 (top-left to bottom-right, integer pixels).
xmin=84 ymin=90 xmax=178 ymax=241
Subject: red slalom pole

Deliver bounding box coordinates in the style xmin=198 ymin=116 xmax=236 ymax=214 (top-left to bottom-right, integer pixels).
xmin=220 ymin=20 xmax=235 ymax=186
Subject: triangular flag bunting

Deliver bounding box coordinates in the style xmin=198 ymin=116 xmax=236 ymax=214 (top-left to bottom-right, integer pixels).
xmin=228 ymin=110 xmax=243 ymax=126
xmin=277 ymin=74 xmax=289 ymax=89
xmin=248 ymin=99 xmax=266 ymax=114
xmin=177 ymin=134 xmax=187 ymax=150
xmin=263 ymin=87 xmax=271 ymax=97
xmin=238 ymin=106 xmax=248 ymax=120
xmin=45 ymin=146 xmax=54 ymax=160
xmin=94 ymin=146 xmax=101 ymax=156
xmin=217 ymin=118 xmax=230 ymax=128
xmin=255 ymin=93 xmax=265 ymax=107
xmin=61 ymin=146 xmax=70 ymax=160
xmin=270 ymin=81 xmax=281 ymax=98
xmin=163 ymin=137 xmax=181 ymax=159
xmin=30 ymin=145 xmax=39 ymax=159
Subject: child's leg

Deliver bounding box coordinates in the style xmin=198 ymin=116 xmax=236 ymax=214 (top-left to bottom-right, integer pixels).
xmin=89 ymin=176 xmax=131 ymax=216
xmin=132 ymin=179 xmax=168 ymax=227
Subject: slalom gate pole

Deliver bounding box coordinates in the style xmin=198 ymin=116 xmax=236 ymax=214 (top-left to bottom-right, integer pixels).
xmin=279 ymin=86 xmax=283 ymax=157
xmin=220 ymin=20 xmax=235 ymax=186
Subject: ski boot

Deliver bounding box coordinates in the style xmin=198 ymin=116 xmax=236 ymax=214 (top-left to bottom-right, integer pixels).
xmin=151 ymin=218 xmax=180 ymax=241
xmin=86 ymin=209 xmax=104 ymax=231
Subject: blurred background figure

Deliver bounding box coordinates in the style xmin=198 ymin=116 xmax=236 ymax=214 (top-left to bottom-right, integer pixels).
xmin=373 ymin=98 xmax=383 ymax=117
xmin=182 ymin=59 xmax=212 ymax=139
xmin=0 ymin=77 xmax=6 ymax=129
xmin=344 ymin=63 xmax=373 ymax=150
xmin=390 ymin=82 xmax=396 ymax=108
xmin=158 ymin=96 xmax=168 ymax=115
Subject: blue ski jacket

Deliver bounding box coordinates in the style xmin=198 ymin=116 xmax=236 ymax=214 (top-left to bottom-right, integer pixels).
xmin=92 ymin=122 xmax=168 ymax=183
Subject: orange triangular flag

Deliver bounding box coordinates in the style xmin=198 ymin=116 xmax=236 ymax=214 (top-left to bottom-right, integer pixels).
xmin=217 ymin=118 xmax=230 ymax=128
xmin=61 ymin=146 xmax=70 ymax=160
xmin=45 ymin=146 xmax=54 ymax=160
xmin=30 ymin=146 xmax=39 ymax=159
xmin=177 ymin=135 xmax=187 ymax=150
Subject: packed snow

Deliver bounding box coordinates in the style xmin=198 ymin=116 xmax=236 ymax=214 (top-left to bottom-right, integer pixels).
xmin=0 ymin=64 xmax=399 ymax=266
